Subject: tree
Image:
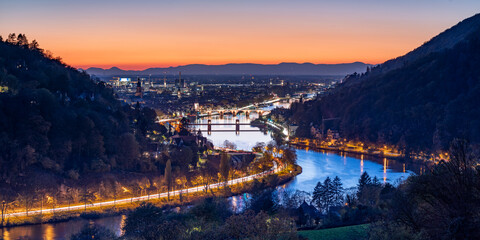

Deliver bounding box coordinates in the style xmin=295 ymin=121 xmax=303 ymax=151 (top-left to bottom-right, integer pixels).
xmin=357 ymin=172 xmax=372 ymax=196
xmin=178 ymin=117 xmax=190 ymax=136
xmin=0 ymin=188 xmax=15 ymax=226
xmin=312 ymin=176 xmax=343 ymax=213
xmin=385 ymin=139 xmax=480 ymax=239
xmin=110 ymin=180 xmax=121 ymax=206
xmin=65 ymin=187 xmax=79 ymax=210
xmin=249 ymin=188 xmax=278 ymax=214
xmin=16 ymin=33 xmax=28 ymax=46
xmin=223 ymin=210 xmax=298 ymax=240
xmin=280 ymin=146 xmax=297 ymax=167
xmin=80 ymin=184 xmax=95 ymax=212
xmin=28 ymin=39 xmax=40 ymax=50
xmin=0 ymin=38 xmax=164 ymax=206
xmin=219 ymin=152 xmax=230 ymax=186
xmin=271 ymin=131 xmax=286 ymax=146
xmin=165 ymin=159 xmax=172 ymax=201
xmin=223 ymin=140 xmax=237 ymax=150
xmin=70 ymin=224 xmax=117 ymax=240
xmin=17 ymin=189 xmax=36 ymax=217
xmin=252 ymin=142 xmax=266 ymax=153
xmin=200 ymin=158 xmax=218 ymax=192
xmin=123 ymin=202 xmax=162 ymax=238
xmin=357 ymin=172 xmax=382 ymax=206
xmin=372 ymin=176 xmax=381 ymax=186
xmin=332 ymin=176 xmax=344 ymax=206
xmin=170 ymin=146 xmax=193 ymax=171
xmin=117 ymin=133 xmax=140 ymax=169
xmin=282 ymin=190 xmax=311 ymax=209
xmin=123 ymin=203 xmax=186 ymax=240
xmin=190 ymin=197 xmax=232 ymax=223
xmin=6 ymin=33 xmax=16 ymax=44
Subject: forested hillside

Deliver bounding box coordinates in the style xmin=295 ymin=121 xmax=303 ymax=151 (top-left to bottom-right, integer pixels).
xmin=0 ymin=34 xmax=162 ymax=187
xmin=292 ymin=14 xmax=480 ymax=153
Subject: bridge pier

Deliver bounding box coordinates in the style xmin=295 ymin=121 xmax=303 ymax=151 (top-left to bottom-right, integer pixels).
xmin=207 ymin=119 xmax=212 ymax=135
xmin=235 ymin=119 xmax=240 ymax=135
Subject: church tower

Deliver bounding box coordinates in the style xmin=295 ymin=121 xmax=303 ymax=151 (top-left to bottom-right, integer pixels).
xmin=135 ymin=78 xmax=143 ymax=98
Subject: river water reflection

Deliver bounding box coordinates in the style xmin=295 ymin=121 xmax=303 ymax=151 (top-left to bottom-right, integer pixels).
xmin=198 ymin=113 xmax=415 ymax=189
xmin=1 ymin=215 xmax=125 ymax=240
xmin=2 ymin=110 xmax=417 ymax=239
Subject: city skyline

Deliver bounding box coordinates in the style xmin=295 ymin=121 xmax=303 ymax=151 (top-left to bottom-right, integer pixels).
xmin=2 ymin=0 xmax=480 ymax=70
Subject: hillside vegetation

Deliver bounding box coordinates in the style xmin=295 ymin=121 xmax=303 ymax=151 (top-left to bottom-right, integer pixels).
xmin=291 ymin=14 xmax=480 ymax=153
xmin=0 ymin=34 xmax=162 ymax=189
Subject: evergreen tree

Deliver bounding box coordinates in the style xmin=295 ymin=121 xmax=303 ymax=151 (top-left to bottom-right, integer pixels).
xmin=312 ymin=177 xmax=333 ymax=213
xmin=357 ymin=172 xmax=372 ymax=195
xmin=372 ymin=176 xmax=381 ymax=186
xmin=332 ymin=176 xmax=344 ymax=205
xmin=16 ymin=33 xmax=28 ymax=46
xmin=6 ymin=33 xmax=16 ymax=44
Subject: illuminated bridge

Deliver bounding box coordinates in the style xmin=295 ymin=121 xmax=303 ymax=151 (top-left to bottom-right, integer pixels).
xmin=188 ymin=119 xmax=267 ymax=135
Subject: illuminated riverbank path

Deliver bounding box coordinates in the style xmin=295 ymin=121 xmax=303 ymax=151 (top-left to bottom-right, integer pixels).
xmin=5 ymin=162 xmax=283 ymax=219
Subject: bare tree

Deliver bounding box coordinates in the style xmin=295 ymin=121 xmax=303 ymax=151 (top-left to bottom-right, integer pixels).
xmin=1 ymin=188 xmax=15 ymax=226
xmin=80 ymin=185 xmax=95 ymax=212
xmin=165 ymin=159 xmax=172 ymax=201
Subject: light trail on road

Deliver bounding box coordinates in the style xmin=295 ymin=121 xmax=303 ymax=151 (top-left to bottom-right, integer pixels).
xmin=6 ymin=162 xmax=282 ymax=218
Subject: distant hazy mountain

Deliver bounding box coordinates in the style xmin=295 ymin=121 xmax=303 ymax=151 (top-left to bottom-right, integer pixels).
xmin=83 ymin=62 xmax=370 ymax=76
xmin=295 ymin=13 xmax=480 ymax=152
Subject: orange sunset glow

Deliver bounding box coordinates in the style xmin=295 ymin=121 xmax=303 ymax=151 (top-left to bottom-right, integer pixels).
xmin=2 ymin=0 xmax=480 ymax=70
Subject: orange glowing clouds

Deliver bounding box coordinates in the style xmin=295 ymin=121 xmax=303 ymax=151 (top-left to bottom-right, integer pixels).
xmin=2 ymin=0 xmax=480 ymax=70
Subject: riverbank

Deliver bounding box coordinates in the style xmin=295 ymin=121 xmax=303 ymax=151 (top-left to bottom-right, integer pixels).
xmin=252 ymin=117 xmax=416 ymax=164
xmin=288 ymin=138 xmax=440 ymax=168
xmin=3 ymin=143 xmax=418 ymax=239
xmin=290 ymin=141 xmax=403 ymax=160
xmin=1 ymin=163 xmax=302 ymax=228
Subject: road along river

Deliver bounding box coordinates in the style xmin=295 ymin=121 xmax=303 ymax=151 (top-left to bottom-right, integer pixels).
xmin=1 ymin=110 xmax=418 ymax=239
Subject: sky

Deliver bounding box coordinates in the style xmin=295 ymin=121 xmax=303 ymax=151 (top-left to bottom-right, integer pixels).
xmin=1 ymin=0 xmax=480 ymax=70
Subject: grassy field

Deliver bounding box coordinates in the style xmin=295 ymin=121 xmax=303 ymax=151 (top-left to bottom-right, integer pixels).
xmin=298 ymin=224 xmax=369 ymax=240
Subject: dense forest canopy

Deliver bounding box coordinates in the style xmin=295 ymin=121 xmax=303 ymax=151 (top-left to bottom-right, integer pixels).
xmin=292 ymin=14 xmax=480 ymax=153
xmin=0 ymin=34 xmax=162 ymax=186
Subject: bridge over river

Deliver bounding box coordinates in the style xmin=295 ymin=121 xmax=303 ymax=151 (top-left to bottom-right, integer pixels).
xmin=156 ymin=97 xmax=289 ymax=124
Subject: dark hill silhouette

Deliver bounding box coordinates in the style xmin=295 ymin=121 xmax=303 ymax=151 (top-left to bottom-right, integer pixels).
xmin=83 ymin=62 xmax=370 ymax=76
xmin=0 ymin=35 xmax=162 ymax=187
xmin=293 ymin=13 xmax=480 ymax=153
xmin=344 ymin=13 xmax=480 ymax=86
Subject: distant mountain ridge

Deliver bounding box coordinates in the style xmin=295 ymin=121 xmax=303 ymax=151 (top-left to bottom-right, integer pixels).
xmin=83 ymin=62 xmax=370 ymax=76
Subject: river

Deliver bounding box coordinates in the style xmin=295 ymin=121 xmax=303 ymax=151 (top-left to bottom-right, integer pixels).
xmin=1 ymin=106 xmax=417 ymax=239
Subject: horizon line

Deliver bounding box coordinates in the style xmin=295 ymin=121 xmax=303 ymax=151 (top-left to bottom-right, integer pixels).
xmin=77 ymin=61 xmax=372 ymax=71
